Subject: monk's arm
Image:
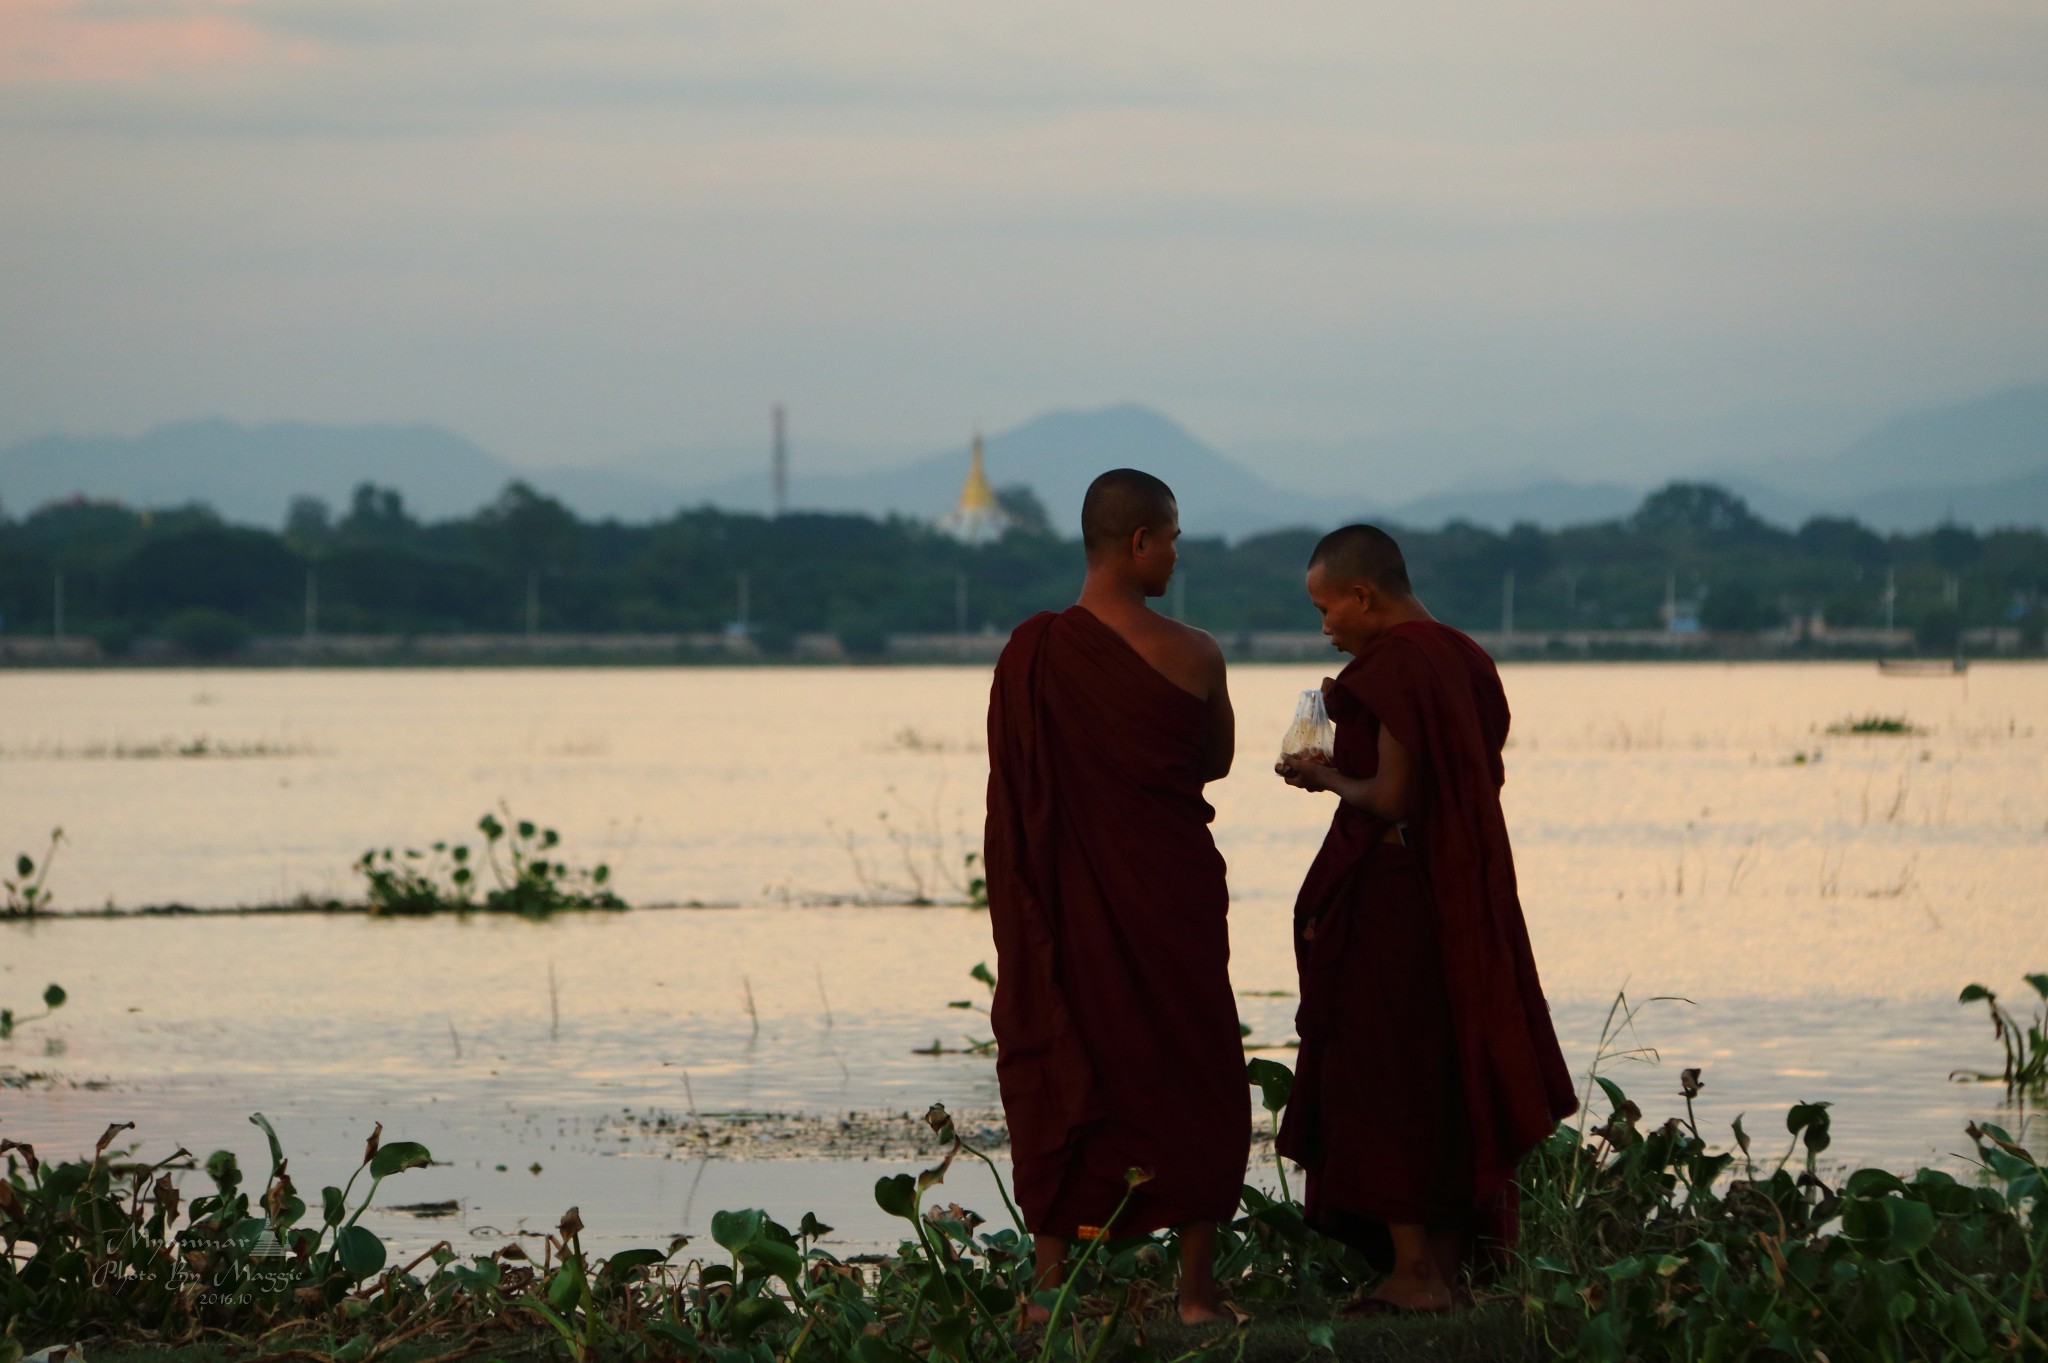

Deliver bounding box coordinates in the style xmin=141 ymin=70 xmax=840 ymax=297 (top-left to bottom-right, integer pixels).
xmin=1336 ymin=725 xmax=1410 ymax=820
xmin=1201 ymin=636 xmax=1234 ymax=781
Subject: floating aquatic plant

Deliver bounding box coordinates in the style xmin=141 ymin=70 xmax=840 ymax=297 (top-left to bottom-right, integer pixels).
xmin=3 ymin=828 xmax=62 ymax=918
xmin=0 ymin=982 xmax=65 ymax=1041
xmin=355 ymin=806 xmax=623 ymax=918
xmin=1825 ymin=714 xmax=1922 ymax=736
xmin=1955 ymin=973 xmax=2048 ymax=1099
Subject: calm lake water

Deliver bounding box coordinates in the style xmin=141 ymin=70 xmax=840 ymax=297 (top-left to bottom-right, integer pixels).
xmin=1 ymin=662 xmax=2043 ymax=1253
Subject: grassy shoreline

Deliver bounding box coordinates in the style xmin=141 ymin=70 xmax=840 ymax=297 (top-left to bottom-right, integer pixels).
xmin=63 ymin=1308 xmax=1541 ymax=1363
xmin=5 ymin=1060 xmax=2041 ymax=1363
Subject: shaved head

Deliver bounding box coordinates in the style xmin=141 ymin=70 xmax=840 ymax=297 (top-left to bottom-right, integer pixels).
xmin=1081 ymin=468 xmax=1177 ymax=557
xmin=1308 ymin=524 xmax=1412 ymax=596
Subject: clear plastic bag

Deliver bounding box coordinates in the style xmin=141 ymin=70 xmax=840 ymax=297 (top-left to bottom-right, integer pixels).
xmin=1280 ymin=688 xmax=1335 ymax=761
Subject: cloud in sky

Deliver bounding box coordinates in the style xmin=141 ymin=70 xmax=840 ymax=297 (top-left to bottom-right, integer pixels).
xmin=1 ymin=0 xmax=2044 ymax=485
xmin=0 ymin=0 xmax=304 ymax=83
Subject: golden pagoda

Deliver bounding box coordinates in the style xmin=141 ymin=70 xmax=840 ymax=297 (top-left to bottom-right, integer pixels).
xmin=939 ymin=432 xmax=1012 ymax=544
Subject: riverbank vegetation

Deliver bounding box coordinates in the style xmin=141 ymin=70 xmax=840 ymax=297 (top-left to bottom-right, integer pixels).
xmin=3 ymin=480 xmax=2043 ymax=658
xmin=5 ymin=1051 xmax=2041 ymax=1361
xmin=0 ymin=737 xmax=313 ymax=761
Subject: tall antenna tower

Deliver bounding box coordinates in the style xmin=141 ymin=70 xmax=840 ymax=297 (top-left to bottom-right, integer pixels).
xmin=771 ymin=404 xmax=788 ymax=518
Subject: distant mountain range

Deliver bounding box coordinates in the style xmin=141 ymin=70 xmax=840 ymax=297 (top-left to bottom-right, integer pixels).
xmin=3 ymin=385 xmax=2044 ymax=537
xmin=1725 ymin=384 xmax=2048 ymax=531
xmin=0 ymin=419 xmax=517 ymax=523
xmin=687 ymin=405 xmax=1336 ymax=536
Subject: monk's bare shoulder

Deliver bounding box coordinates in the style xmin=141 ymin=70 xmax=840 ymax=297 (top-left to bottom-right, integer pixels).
xmin=1165 ymin=617 xmax=1226 ymax=677
xmin=1126 ymin=612 xmax=1225 ymax=699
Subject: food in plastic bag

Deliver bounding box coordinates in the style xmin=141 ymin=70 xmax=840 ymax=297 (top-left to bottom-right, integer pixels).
xmin=1279 ymin=688 xmax=1335 ymax=761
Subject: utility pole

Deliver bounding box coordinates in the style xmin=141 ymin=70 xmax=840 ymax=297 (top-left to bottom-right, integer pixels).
xmin=1883 ymin=569 xmax=1896 ymax=632
xmin=771 ymin=405 xmax=788 ymax=518
xmin=304 ymin=568 xmax=319 ymax=639
xmin=52 ymin=571 xmax=64 ymax=641
xmin=954 ymin=571 xmax=968 ymax=637
xmin=525 ymin=570 xmax=539 ymax=637
xmin=1664 ymin=573 xmax=1677 ymax=632
xmin=1501 ymin=569 xmax=1515 ymax=636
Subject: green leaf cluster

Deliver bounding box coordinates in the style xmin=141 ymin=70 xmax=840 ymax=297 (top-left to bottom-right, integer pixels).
xmin=1516 ymin=1074 xmax=2046 ymax=1361
xmin=1956 ymin=973 xmax=2048 ymax=1099
xmin=0 ymin=980 xmax=65 ymax=1040
xmin=355 ymin=805 xmax=624 ymax=917
xmin=2 ymin=828 xmax=63 ymax=918
xmin=0 ymin=1113 xmax=435 ymax=1347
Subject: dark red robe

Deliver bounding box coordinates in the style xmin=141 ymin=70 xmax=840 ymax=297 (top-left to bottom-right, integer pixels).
xmin=1276 ymin=620 xmax=1574 ymax=1249
xmin=983 ymin=606 xmax=1251 ymax=1237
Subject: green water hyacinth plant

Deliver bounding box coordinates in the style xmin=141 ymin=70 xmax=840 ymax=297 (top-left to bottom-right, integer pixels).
xmin=475 ymin=810 xmax=623 ymax=917
xmin=922 ymin=964 xmax=999 ymax=1056
xmin=965 ymin=850 xmax=989 ymax=909
xmin=356 ymin=806 xmax=623 ymax=917
xmin=1956 ymin=973 xmax=2048 ymax=1099
xmin=1 ymin=1102 xmax=1382 ymax=1363
xmin=2 ymin=827 xmax=63 ymax=918
xmin=6 ymin=1010 xmax=2043 ymax=1362
xmin=1245 ymin=1057 xmax=1294 ymax=1203
xmin=0 ymin=1114 xmax=432 ymax=1347
xmin=354 ymin=841 xmax=476 ymax=915
xmin=1514 ymin=1071 xmax=2046 ymax=1361
xmin=1825 ymin=714 xmax=1923 ymax=736
xmin=0 ymin=982 xmax=65 ymax=1041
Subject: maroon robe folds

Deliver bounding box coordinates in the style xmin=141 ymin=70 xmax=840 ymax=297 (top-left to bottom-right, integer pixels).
xmin=1276 ymin=620 xmax=1574 ymax=1246
xmin=983 ymin=606 xmax=1251 ymax=1237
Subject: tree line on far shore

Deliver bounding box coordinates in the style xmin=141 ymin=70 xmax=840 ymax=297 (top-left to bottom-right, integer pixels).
xmin=0 ymin=479 xmax=2041 ymax=656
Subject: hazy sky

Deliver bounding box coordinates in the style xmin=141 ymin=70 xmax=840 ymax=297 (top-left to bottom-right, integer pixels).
xmin=2 ymin=0 xmax=2044 ymax=479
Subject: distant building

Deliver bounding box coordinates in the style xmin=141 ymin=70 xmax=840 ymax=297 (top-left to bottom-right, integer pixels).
xmin=1661 ymin=574 xmax=1703 ymax=634
xmin=937 ymin=432 xmax=1012 ymax=544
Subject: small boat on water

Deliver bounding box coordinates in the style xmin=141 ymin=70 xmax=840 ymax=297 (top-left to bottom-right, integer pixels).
xmin=1878 ymin=657 xmax=1968 ymax=676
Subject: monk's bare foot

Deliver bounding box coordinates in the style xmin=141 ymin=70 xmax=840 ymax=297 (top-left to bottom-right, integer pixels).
xmin=1361 ymin=1270 xmax=1455 ymax=1314
xmin=1176 ymin=1293 xmax=1229 ymax=1325
xmin=1022 ymin=1300 xmax=1052 ymax=1325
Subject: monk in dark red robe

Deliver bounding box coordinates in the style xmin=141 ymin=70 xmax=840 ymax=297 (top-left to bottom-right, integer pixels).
xmin=984 ymin=468 xmax=1249 ymax=1324
xmin=1273 ymin=524 xmax=1575 ymax=1312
